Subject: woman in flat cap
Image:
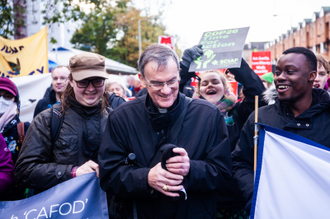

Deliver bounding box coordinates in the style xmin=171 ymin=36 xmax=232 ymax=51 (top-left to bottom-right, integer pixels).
xmin=15 ymin=52 xmax=112 ymax=193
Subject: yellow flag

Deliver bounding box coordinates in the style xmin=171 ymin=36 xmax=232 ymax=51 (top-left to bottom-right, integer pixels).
xmin=0 ymin=27 xmax=49 ymax=78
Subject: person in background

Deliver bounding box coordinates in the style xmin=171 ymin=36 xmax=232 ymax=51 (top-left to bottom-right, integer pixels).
xmin=180 ymin=45 xmax=266 ymax=218
xmin=0 ymin=77 xmax=30 ymax=200
xmin=0 ymin=133 xmax=14 ymax=200
xmin=0 ymin=78 xmax=30 ymax=164
xmin=106 ymin=81 xmax=126 ymax=99
xmin=15 ymin=52 xmax=110 ymax=193
xmin=261 ymin=72 xmax=274 ymax=89
xmin=313 ymin=54 xmax=329 ymax=90
xmin=33 ymin=66 xmax=70 ymax=117
xmin=127 ymin=75 xmax=136 ymax=96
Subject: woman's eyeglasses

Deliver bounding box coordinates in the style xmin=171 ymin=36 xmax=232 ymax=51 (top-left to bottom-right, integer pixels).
xmin=75 ymin=79 xmax=105 ymax=88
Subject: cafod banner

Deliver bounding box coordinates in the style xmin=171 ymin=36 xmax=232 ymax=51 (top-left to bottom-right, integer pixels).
xmin=189 ymin=27 xmax=249 ymax=72
xmin=0 ymin=173 xmax=109 ymax=218
xmin=0 ymin=27 xmax=48 ymax=78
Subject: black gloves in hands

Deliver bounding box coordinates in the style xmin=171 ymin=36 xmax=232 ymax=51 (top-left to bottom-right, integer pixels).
xmin=161 ymin=144 xmax=188 ymax=201
xmin=181 ymin=44 xmax=204 ymax=68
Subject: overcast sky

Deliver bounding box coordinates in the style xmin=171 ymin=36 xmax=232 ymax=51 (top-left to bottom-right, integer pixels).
xmin=136 ymin=0 xmax=330 ymax=51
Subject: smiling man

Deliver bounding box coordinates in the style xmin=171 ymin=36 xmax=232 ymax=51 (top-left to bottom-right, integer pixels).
xmin=232 ymin=47 xmax=330 ymax=213
xmin=98 ymin=44 xmax=232 ymax=219
xmin=33 ymin=66 xmax=70 ymax=117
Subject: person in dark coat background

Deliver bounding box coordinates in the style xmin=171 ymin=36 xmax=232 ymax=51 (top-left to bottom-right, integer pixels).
xmin=232 ymin=47 xmax=330 ymax=214
xmin=98 ymin=44 xmax=232 ymax=219
xmin=33 ymin=66 xmax=70 ymax=117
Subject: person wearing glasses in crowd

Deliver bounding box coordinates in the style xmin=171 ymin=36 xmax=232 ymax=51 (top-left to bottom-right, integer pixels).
xmin=98 ymin=44 xmax=232 ymax=218
xmin=15 ymin=52 xmax=111 ymax=193
xmin=33 ymin=66 xmax=70 ymax=117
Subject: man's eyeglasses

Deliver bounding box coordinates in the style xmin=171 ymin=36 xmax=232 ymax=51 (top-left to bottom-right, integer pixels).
xmin=75 ymin=79 xmax=105 ymax=88
xmin=144 ymin=77 xmax=181 ymax=89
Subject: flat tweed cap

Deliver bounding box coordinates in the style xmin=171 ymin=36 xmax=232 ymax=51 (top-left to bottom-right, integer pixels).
xmin=69 ymin=52 xmax=108 ymax=81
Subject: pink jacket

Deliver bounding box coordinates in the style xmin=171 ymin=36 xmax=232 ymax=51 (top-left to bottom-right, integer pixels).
xmin=0 ymin=133 xmax=14 ymax=194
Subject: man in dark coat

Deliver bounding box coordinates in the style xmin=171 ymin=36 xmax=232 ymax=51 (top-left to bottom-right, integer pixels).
xmin=232 ymin=47 xmax=330 ymax=213
xmin=98 ymin=44 xmax=232 ymax=219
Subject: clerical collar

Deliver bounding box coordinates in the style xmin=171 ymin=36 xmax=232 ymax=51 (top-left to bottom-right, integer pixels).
xmin=158 ymin=108 xmax=168 ymax=113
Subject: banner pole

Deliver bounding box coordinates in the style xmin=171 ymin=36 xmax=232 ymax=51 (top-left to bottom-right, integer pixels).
xmin=254 ymin=95 xmax=259 ymax=180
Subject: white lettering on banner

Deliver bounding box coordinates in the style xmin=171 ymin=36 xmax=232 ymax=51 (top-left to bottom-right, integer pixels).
xmin=252 ymin=56 xmax=270 ymax=61
xmin=24 ymin=209 xmax=37 ymax=219
xmin=73 ymin=200 xmax=85 ymax=214
xmin=36 ymin=207 xmax=48 ymax=219
xmin=59 ymin=203 xmax=72 ymax=215
xmin=259 ymin=56 xmax=270 ymax=60
xmin=256 ymin=66 xmax=266 ymax=69
xmin=254 ymin=69 xmax=268 ymax=74
xmin=17 ymin=199 xmax=88 ymax=219
xmin=251 ymin=61 xmax=271 ymax=65
xmin=49 ymin=204 xmax=59 ymax=218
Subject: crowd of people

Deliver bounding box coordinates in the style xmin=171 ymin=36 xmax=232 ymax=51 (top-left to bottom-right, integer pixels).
xmin=0 ymin=43 xmax=329 ymax=219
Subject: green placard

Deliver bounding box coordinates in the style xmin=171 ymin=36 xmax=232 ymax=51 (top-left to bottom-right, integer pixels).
xmin=189 ymin=27 xmax=250 ymax=72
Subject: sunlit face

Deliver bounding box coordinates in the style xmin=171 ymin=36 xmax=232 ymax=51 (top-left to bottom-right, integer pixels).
xmin=52 ymin=67 xmax=70 ymax=94
xmin=313 ymin=65 xmax=328 ymax=89
xmin=274 ymin=53 xmax=316 ymax=103
xmin=69 ymin=77 xmax=105 ymax=107
xmin=108 ymin=83 xmax=125 ymax=98
xmin=200 ymin=72 xmax=225 ymax=104
xmin=139 ymin=58 xmax=179 ymax=109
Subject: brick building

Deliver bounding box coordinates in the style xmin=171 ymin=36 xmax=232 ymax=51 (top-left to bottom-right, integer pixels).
xmin=268 ymin=7 xmax=330 ymax=62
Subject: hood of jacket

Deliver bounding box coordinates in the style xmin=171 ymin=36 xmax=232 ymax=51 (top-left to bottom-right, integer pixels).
xmin=262 ymin=84 xmax=277 ymax=105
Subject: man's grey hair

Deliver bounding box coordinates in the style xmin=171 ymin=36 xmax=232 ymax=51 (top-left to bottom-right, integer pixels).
xmin=138 ymin=44 xmax=180 ymax=77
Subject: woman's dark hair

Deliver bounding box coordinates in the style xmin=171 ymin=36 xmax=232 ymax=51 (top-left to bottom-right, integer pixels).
xmin=61 ymin=74 xmax=109 ymax=113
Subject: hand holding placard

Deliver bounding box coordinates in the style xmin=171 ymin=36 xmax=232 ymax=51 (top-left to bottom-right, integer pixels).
xmin=188 ymin=27 xmax=250 ymax=72
xmin=181 ymin=44 xmax=204 ymax=68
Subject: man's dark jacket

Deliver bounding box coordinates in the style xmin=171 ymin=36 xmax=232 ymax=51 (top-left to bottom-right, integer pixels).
xmin=33 ymin=88 xmax=57 ymax=117
xmin=98 ymin=93 xmax=232 ymax=219
xmin=179 ymin=59 xmax=266 ymax=208
xmin=232 ymin=88 xmax=330 ymax=201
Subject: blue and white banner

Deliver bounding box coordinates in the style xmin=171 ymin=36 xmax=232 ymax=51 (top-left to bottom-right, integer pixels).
xmin=251 ymin=125 xmax=330 ymax=219
xmin=0 ymin=173 xmax=108 ymax=218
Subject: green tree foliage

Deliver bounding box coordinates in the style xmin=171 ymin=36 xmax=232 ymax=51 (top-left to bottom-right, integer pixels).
xmin=0 ymin=0 xmax=127 ymax=41
xmin=71 ymin=2 xmax=181 ymax=68
xmin=70 ymin=2 xmax=121 ymax=55
xmin=109 ymin=6 xmax=167 ymax=67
